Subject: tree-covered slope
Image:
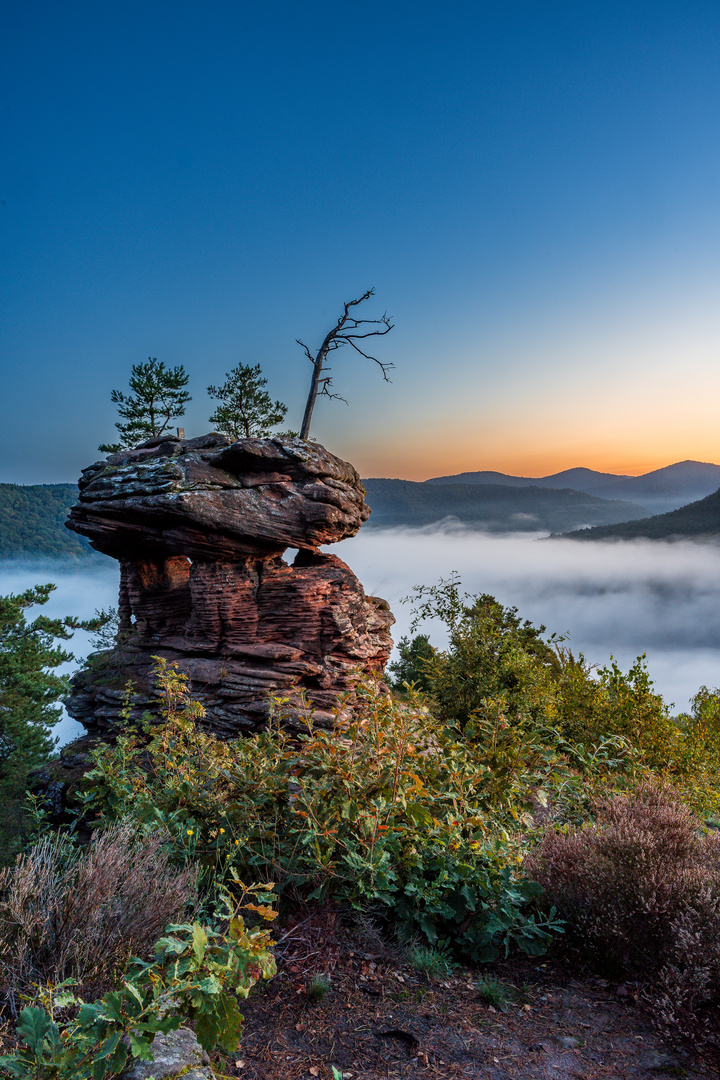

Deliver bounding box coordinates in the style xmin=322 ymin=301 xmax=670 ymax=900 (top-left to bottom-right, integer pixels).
xmin=362 ymin=479 xmax=647 ymax=533
xmin=425 ymin=460 xmax=720 ymax=515
xmin=560 ymin=486 xmax=720 ymax=541
xmin=0 ymin=484 xmax=99 ymax=561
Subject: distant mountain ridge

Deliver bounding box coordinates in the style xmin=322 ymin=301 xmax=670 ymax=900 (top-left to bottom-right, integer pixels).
xmin=425 ymin=460 xmax=720 ymax=515
xmin=361 ymin=478 xmax=646 ymax=533
xmin=559 ymin=486 xmax=720 ymax=542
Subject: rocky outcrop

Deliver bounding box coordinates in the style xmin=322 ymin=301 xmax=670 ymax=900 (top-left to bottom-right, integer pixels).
xmin=65 ymin=435 xmax=394 ymax=736
xmin=122 ymin=1027 xmax=214 ymax=1080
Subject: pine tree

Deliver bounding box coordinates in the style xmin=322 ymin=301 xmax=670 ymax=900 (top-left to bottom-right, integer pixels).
xmin=99 ymin=358 xmax=191 ymax=453
xmin=207 ymin=363 xmax=287 ymax=439
xmin=0 ymin=585 xmax=99 ymax=858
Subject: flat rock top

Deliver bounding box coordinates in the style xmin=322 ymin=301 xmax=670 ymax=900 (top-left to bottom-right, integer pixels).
xmin=67 ymin=435 xmax=370 ymax=556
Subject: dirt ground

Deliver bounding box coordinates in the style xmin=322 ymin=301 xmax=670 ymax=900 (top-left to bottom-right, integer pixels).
xmin=215 ymin=910 xmax=720 ymax=1080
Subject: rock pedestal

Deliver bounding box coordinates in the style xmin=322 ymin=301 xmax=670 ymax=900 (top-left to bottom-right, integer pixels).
xmin=66 ymin=435 xmax=394 ymax=736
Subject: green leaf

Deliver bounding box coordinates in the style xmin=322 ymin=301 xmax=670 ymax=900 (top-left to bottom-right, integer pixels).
xmin=194 ymin=1004 xmax=222 ymax=1052
xmin=0 ymin=1055 xmax=32 ymax=1079
xmin=192 ymin=922 xmax=208 ymax=965
xmin=214 ymin=994 xmax=245 ymax=1053
xmin=16 ymin=1007 xmax=52 ymax=1054
xmin=129 ymin=1032 xmax=156 ymax=1061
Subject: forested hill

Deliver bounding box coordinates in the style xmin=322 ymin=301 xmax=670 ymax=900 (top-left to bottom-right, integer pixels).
xmin=0 ymin=484 xmax=100 ymax=561
xmin=361 ymin=479 xmax=647 ymax=533
xmin=560 ymin=486 xmax=720 ymax=541
xmin=424 ymin=460 xmax=720 ymax=516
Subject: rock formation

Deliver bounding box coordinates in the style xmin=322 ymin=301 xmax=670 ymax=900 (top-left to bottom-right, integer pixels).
xmin=65 ymin=434 xmax=394 ymax=736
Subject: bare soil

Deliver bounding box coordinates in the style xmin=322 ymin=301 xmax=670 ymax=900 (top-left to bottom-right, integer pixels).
xmin=216 ymin=909 xmax=720 ymax=1080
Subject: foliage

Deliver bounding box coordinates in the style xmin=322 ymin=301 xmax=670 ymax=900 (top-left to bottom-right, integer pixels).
xmin=207 ymin=362 xmax=287 ymax=439
xmin=402 ymin=575 xmax=720 ymax=813
xmin=98 ymin=358 xmax=191 ymax=453
xmin=527 ymin=783 xmax=720 ymax=1036
xmin=0 ymin=586 xmax=103 ymax=863
xmin=0 ymin=824 xmax=197 ymax=1003
xmin=0 ymin=880 xmax=276 ymax=1080
xmin=408 ymin=944 xmax=458 ymax=978
xmin=0 ymin=485 xmax=97 ymax=563
xmin=405 ymin=575 xmax=562 ymax=732
xmin=80 ymin=660 xmax=561 ymax=963
xmin=387 ymin=634 xmax=435 ymax=695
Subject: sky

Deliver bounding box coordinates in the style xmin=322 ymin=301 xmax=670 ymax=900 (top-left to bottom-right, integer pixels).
xmin=3 ymin=0 xmax=720 ymax=484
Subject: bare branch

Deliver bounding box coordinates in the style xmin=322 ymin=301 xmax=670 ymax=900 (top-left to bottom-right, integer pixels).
xmin=298 ymin=289 xmax=394 ymax=439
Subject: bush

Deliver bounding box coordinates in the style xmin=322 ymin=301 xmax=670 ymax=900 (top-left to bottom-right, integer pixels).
xmin=0 ymin=879 xmax=276 ymax=1080
xmin=527 ymin=783 xmax=720 ymax=1035
xmin=0 ymin=823 xmax=197 ymax=1004
xmin=80 ymin=660 xmax=562 ymax=963
xmin=405 ymin=577 xmax=561 ymax=731
xmin=402 ymin=577 xmax=720 ymax=814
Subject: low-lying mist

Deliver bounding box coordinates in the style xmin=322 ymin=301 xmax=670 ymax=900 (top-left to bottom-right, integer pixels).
xmin=3 ymin=528 xmax=720 ymax=745
xmin=334 ymin=528 xmax=720 ymax=713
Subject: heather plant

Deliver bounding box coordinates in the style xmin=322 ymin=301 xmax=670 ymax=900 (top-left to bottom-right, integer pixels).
xmin=527 ymin=783 xmax=720 ymax=1035
xmin=81 ymin=660 xmax=562 ymax=962
xmin=0 ymin=879 xmax=276 ymax=1080
xmin=0 ymin=823 xmax=197 ymax=1005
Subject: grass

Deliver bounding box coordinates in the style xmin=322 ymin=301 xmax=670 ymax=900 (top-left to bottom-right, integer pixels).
xmin=474 ymin=976 xmax=516 ymax=1012
xmin=408 ymin=944 xmax=458 ymax=979
xmin=306 ymin=974 xmax=332 ymax=1003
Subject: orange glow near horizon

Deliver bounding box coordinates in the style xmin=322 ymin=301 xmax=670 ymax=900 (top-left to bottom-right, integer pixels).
xmin=344 ymin=440 xmax=720 ymax=482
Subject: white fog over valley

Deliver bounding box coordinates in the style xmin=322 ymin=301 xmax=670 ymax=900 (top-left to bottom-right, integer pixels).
xmin=3 ymin=529 xmax=720 ymax=746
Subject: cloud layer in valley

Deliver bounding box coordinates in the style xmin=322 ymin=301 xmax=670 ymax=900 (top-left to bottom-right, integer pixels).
xmin=4 ymin=531 xmax=720 ymax=746
xmin=335 ymin=529 xmax=720 ymax=712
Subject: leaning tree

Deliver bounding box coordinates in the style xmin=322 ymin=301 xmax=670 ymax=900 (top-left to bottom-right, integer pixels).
xmin=297 ymin=289 xmax=394 ymax=440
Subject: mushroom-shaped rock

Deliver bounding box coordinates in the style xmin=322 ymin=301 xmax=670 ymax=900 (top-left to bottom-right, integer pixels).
xmin=66 ymin=434 xmax=369 ymax=559
xmin=65 ymin=436 xmax=393 ymax=736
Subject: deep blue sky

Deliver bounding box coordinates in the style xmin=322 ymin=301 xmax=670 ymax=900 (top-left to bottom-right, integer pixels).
xmin=3 ymin=1 xmax=720 ymax=482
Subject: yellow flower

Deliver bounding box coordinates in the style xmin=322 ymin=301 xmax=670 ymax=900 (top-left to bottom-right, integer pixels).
xmin=187 ymin=829 xmax=194 ymax=836
xmin=234 ymin=839 xmax=240 ymax=846
xmin=219 ymin=828 xmax=225 ymax=834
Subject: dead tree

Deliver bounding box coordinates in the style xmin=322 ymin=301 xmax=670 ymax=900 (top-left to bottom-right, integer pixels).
xmin=297 ymin=289 xmax=394 ymax=440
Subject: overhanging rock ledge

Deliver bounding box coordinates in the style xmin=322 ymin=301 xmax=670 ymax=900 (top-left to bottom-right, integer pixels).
xmin=65 ymin=434 xmax=394 ymax=735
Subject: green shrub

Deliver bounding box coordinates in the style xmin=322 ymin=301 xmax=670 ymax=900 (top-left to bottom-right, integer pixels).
xmin=80 ymin=659 xmax=561 ymax=963
xmin=0 ymin=879 xmax=276 ymax=1080
xmin=403 ymin=576 xmax=720 ymax=813
xmin=387 ymin=633 xmax=436 ymax=695
xmin=405 ymin=577 xmax=561 ymax=732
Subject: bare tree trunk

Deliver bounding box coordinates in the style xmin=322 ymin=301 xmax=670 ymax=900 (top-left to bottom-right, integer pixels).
xmin=299 ymin=336 xmax=333 ymax=439
xmin=297 ymin=290 xmax=394 ymax=441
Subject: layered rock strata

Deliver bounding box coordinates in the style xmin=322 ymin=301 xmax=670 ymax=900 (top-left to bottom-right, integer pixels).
xmin=66 ymin=435 xmax=394 ymax=736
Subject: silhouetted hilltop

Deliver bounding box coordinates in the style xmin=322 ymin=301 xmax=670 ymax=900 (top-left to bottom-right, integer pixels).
xmin=425 ymin=460 xmax=720 ymax=515
xmin=560 ymin=486 xmax=720 ymax=541
xmin=361 ymin=479 xmax=645 ymax=533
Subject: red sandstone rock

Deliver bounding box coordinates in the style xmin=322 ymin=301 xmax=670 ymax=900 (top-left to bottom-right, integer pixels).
xmin=65 ymin=436 xmax=394 ymax=736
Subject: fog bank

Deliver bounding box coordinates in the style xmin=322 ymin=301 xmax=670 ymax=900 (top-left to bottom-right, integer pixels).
xmin=3 ymin=531 xmax=720 ymax=747
xmin=334 ymin=529 xmax=720 ymax=712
